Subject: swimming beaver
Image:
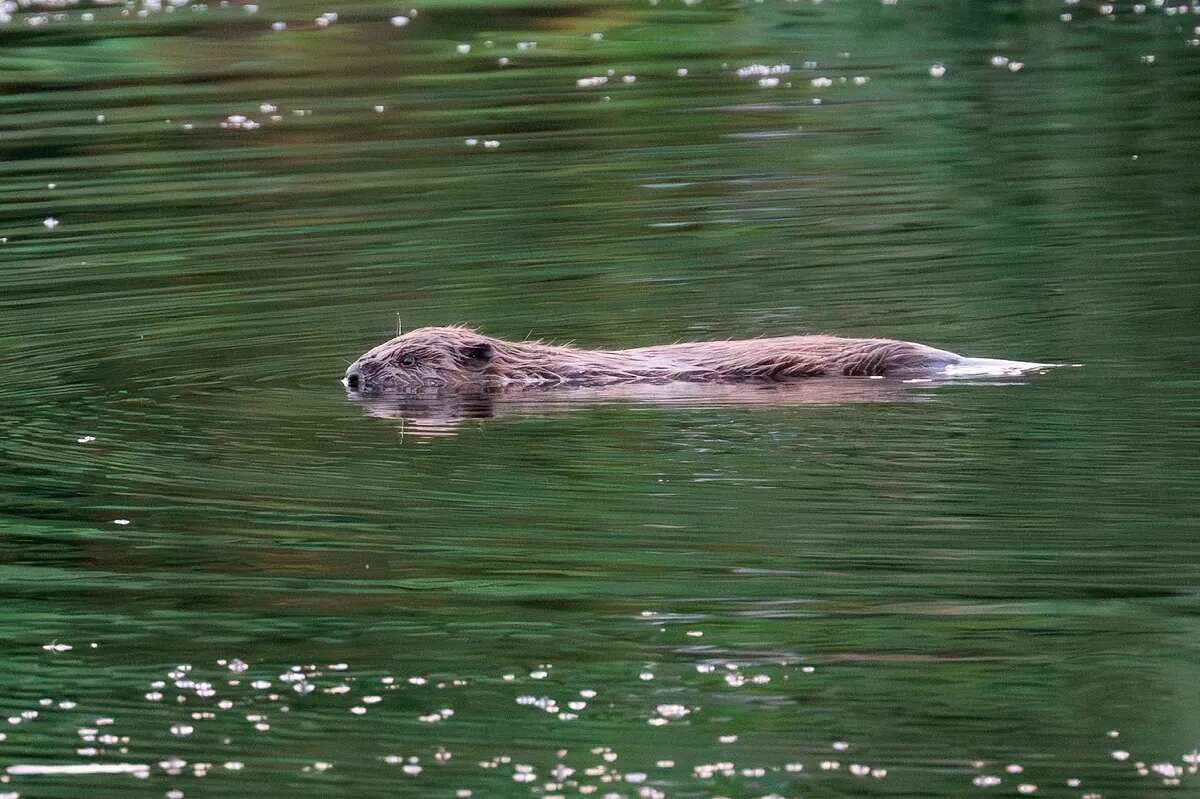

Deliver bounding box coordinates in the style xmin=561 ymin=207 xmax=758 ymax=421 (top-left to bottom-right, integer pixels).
xmin=343 ymin=326 xmax=1051 ymax=392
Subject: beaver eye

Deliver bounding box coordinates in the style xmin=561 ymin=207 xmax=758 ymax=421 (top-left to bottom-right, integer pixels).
xmin=400 ymin=354 xmax=417 ymax=368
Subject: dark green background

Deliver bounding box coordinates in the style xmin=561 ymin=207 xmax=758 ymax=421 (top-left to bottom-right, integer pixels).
xmin=1 ymin=0 xmax=1198 ymax=796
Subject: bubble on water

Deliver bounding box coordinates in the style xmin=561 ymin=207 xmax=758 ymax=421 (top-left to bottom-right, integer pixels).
xmin=529 ymin=670 xmax=548 ymax=680
xmin=169 ymin=724 xmax=193 ymax=736
xmin=1017 ymin=784 xmax=1038 ymax=794
xmin=577 ymin=76 xmax=608 ymax=88
xmin=676 ymin=68 xmax=689 ymax=77
xmin=655 ymin=704 xmax=689 ymax=719
xmin=853 ymin=75 xmax=870 ymax=86
xmin=737 ymin=63 xmax=790 ymax=78
xmin=1008 ymin=61 xmax=1024 ymax=72
xmin=1112 ymin=750 xmax=1130 ymax=761
xmin=483 ymin=140 xmax=501 ymax=149
xmin=638 ymin=671 xmax=654 ymax=681
xmin=929 ymin=63 xmax=947 ymax=78
xmin=622 ymin=74 xmax=636 ymax=83
xmin=43 ymin=642 xmax=73 ymax=653
xmin=1006 ymin=764 xmax=1023 ymax=774
xmin=973 ymin=775 xmax=1002 ymax=787
xmin=43 ymin=217 xmax=60 ymax=230
xmin=832 ymin=741 xmax=849 ymax=752
xmin=456 ymin=43 xmax=471 ymax=54
xmin=166 ymin=790 xmax=184 ymax=799
xmin=390 ymin=15 xmax=410 ymax=27
xmin=718 ymin=734 xmax=738 ymax=743
xmin=811 ymin=76 xmax=833 ymax=88
xmin=227 ymin=659 xmax=248 ymax=673
xmin=270 ymin=21 xmax=285 ymax=31
xmin=990 ymin=55 xmax=1009 ymax=68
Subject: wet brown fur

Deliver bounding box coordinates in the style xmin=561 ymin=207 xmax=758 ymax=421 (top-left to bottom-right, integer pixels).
xmin=346 ymin=326 xmax=965 ymax=391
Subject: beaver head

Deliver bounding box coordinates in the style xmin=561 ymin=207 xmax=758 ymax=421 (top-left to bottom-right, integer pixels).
xmin=344 ymin=326 xmax=495 ymax=392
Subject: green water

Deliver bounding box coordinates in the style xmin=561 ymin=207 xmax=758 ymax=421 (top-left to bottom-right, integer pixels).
xmin=2 ymin=0 xmax=1199 ymax=797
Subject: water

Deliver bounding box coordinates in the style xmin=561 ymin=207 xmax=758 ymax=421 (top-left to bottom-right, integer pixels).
xmin=2 ymin=0 xmax=1199 ymax=797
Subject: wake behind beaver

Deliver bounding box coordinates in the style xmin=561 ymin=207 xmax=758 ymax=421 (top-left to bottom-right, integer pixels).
xmin=343 ymin=326 xmax=1058 ymax=393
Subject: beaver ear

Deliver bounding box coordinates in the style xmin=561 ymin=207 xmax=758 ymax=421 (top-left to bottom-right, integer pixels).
xmin=457 ymin=342 xmax=493 ymax=370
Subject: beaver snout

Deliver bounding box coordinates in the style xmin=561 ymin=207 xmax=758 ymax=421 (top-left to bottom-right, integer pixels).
xmin=343 ymin=365 xmax=367 ymax=391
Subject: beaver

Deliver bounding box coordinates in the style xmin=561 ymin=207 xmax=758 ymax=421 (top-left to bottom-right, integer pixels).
xmin=343 ymin=326 xmax=1052 ymax=392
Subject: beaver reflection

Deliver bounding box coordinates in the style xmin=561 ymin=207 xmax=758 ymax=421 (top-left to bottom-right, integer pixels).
xmin=343 ymin=379 xmax=950 ymax=436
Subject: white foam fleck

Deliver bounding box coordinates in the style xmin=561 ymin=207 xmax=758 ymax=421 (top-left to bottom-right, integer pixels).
xmin=7 ymin=763 xmax=150 ymax=776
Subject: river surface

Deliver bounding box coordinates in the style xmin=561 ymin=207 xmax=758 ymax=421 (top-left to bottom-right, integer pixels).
xmin=2 ymin=1 xmax=1199 ymax=797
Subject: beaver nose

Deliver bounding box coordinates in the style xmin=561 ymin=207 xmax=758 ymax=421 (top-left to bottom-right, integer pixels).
xmin=345 ymin=371 xmax=362 ymax=391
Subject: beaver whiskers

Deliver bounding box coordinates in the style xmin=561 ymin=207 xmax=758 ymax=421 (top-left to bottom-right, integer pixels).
xmin=343 ymin=326 xmax=1054 ymax=392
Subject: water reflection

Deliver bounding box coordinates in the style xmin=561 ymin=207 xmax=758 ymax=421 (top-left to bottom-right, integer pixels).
xmin=344 ymin=377 xmax=1035 ymax=435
